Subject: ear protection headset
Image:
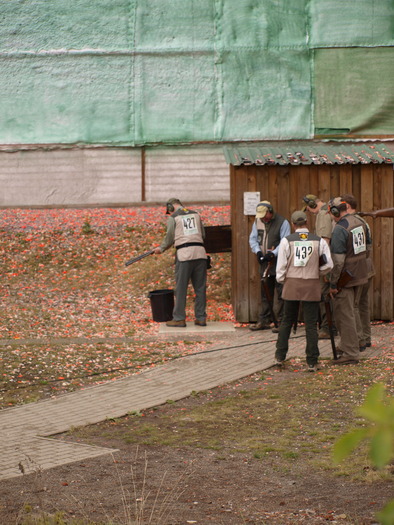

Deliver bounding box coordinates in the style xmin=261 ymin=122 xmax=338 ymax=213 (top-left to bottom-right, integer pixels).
xmin=166 ymin=198 xmax=183 ymax=214
xmin=302 ymin=195 xmax=317 ymax=209
xmin=328 ymin=199 xmax=347 ymax=218
xmin=259 ymin=201 xmax=274 ymax=214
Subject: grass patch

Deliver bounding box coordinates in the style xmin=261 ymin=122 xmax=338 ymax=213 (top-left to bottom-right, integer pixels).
xmin=72 ymin=360 xmax=393 ymax=483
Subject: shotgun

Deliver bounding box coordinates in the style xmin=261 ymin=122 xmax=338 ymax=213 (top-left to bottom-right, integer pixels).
xmin=358 ymin=207 xmax=394 ymax=219
xmin=261 ymin=261 xmax=278 ymax=328
xmin=336 ymin=268 xmax=354 ymax=292
xmin=125 ymin=249 xmax=155 ymax=267
xmin=324 ymin=298 xmax=338 ymax=360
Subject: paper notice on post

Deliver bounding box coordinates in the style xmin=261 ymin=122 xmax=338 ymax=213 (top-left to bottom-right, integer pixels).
xmin=243 ymin=192 xmax=260 ymax=215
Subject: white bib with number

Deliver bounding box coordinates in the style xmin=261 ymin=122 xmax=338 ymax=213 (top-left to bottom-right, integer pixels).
xmin=182 ymin=215 xmax=198 ymax=236
xmin=294 ymin=241 xmax=314 ymax=267
xmin=352 ymin=226 xmax=366 ymax=254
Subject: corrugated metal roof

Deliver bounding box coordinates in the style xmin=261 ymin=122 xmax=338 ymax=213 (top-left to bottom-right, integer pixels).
xmin=223 ymin=142 xmax=393 ymax=166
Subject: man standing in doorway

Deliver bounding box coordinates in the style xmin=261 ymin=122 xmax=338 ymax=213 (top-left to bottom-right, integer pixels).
xmin=153 ymin=198 xmax=207 ymax=327
xmin=302 ymin=193 xmax=334 ymax=339
xmin=249 ymin=201 xmax=290 ymax=331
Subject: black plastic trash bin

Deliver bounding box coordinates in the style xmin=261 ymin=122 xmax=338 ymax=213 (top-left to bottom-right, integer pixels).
xmin=148 ymin=289 xmax=174 ymax=322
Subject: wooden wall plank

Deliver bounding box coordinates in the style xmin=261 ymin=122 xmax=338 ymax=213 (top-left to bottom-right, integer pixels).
xmin=276 ymin=166 xmax=291 ymax=218
xmin=330 ymin=166 xmax=340 ymax=197
xmin=230 ymin=162 xmax=394 ymax=323
xmin=296 ymin=165 xmax=310 ymax=210
xmin=359 ymin=165 xmax=375 ymax=319
xmin=308 ymin=165 xmax=320 ymax=197
xmin=231 ymin=165 xmax=254 ymax=322
xmin=339 ymin=165 xmax=353 ymax=195
xmin=372 ymin=165 xmax=383 ymax=318
xmin=352 ymin=165 xmax=361 ymax=204
xmin=317 ymin=165 xmax=331 ymax=203
xmin=379 ymin=165 xmax=394 ymax=319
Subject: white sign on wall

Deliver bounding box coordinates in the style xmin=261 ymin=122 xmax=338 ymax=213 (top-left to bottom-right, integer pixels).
xmin=243 ymin=192 xmax=260 ymax=215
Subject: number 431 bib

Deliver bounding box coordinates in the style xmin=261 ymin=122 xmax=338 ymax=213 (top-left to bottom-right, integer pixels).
xmin=351 ymin=226 xmax=366 ymax=255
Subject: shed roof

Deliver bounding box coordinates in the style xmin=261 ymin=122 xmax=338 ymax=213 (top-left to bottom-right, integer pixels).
xmin=223 ymin=142 xmax=393 ymax=166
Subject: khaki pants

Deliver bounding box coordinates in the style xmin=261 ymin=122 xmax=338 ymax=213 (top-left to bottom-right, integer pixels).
xmin=332 ymin=286 xmax=361 ymax=360
xmin=354 ymin=279 xmax=372 ymax=346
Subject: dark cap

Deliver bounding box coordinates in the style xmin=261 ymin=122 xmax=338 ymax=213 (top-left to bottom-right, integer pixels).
xmin=291 ymin=210 xmax=307 ymax=225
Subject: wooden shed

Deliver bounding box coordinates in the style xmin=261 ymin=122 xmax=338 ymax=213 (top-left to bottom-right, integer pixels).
xmin=223 ymin=141 xmax=394 ymax=323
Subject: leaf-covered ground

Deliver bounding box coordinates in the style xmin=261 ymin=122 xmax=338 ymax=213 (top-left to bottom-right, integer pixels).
xmin=1 ymin=206 xmax=393 ymax=525
xmin=0 ymin=205 xmax=233 ymax=406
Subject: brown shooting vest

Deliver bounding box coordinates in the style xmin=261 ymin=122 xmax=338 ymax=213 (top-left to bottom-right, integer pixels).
xmin=282 ymin=231 xmax=321 ymax=302
xmin=340 ymin=214 xmax=368 ymax=287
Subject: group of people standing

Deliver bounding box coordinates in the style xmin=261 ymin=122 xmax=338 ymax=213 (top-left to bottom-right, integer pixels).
xmin=249 ymin=194 xmax=372 ymax=370
xmin=153 ymin=195 xmax=372 ymax=371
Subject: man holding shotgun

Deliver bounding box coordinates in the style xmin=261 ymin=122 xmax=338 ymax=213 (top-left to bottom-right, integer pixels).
xmin=274 ymin=211 xmax=333 ymax=372
xmin=328 ymin=197 xmax=369 ymax=365
xmin=152 ymin=198 xmax=208 ymax=328
xmin=249 ymin=201 xmax=290 ymax=332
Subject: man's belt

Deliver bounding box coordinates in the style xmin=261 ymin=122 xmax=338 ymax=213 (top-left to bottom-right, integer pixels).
xmin=176 ymin=242 xmax=204 ymax=250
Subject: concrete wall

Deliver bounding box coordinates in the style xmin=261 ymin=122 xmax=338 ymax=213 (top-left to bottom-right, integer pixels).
xmin=0 ymin=145 xmax=230 ymax=207
xmin=145 ymin=146 xmax=229 ymax=203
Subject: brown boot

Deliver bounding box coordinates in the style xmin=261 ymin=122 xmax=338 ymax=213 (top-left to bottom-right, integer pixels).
xmin=194 ymin=320 xmax=207 ymax=326
xmin=332 ymin=356 xmax=359 ymax=365
xmin=166 ymin=319 xmax=186 ymax=327
xmin=249 ymin=322 xmax=271 ymax=331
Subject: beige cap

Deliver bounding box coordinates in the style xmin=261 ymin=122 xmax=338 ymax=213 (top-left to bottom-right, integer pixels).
xmin=304 ymin=194 xmax=318 ymax=202
xmin=256 ymin=201 xmax=272 ymax=219
xmin=330 ymin=197 xmax=344 ymax=207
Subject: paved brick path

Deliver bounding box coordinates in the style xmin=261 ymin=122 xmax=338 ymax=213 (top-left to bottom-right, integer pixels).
xmin=0 ymin=324 xmax=389 ymax=480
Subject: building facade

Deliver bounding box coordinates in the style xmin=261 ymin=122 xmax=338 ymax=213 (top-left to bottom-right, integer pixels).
xmin=1 ymin=0 xmax=393 ymax=206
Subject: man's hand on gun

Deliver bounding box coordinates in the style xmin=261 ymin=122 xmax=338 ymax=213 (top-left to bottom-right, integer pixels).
xmin=256 ymin=250 xmax=275 ymax=265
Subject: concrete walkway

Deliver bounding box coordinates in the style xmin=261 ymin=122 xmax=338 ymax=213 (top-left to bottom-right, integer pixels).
xmin=0 ymin=324 xmax=388 ymax=480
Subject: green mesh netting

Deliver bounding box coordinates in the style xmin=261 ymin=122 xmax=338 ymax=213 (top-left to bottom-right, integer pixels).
xmin=0 ymin=0 xmax=392 ymax=145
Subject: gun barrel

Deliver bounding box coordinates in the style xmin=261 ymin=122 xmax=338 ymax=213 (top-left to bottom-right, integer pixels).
xmin=324 ymin=299 xmax=338 ymax=360
xmin=359 ymin=207 xmax=394 ymax=218
xmin=125 ymin=249 xmax=155 ymax=267
xmin=261 ymin=262 xmax=278 ymax=328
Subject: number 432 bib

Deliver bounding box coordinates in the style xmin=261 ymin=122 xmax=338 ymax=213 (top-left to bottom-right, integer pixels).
xmin=294 ymin=241 xmax=314 ymax=267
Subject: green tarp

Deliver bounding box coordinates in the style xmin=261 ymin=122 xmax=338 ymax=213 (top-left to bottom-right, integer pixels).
xmin=314 ymin=48 xmax=394 ymax=135
xmin=0 ymin=0 xmax=392 ymax=145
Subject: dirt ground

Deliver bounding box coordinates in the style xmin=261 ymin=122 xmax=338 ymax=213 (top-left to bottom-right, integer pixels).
xmin=1 ymin=368 xmax=392 ymax=525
